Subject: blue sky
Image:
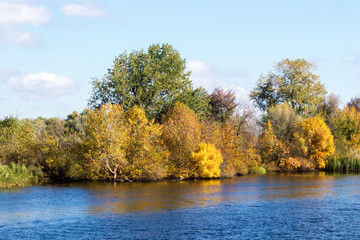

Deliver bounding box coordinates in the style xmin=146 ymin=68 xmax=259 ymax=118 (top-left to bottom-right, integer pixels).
xmin=1 ymin=0 xmax=360 ymax=119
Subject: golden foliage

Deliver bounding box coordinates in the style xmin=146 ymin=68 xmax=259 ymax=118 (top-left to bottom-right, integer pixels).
xmin=295 ymin=117 xmax=335 ymax=168
xmin=332 ymin=106 xmax=360 ymax=148
xmin=162 ymin=102 xmax=202 ymax=178
xmin=125 ymin=106 xmax=168 ymax=180
xmin=258 ymin=121 xmax=289 ymax=171
xmin=279 ymin=157 xmax=315 ymax=172
xmin=0 ymin=118 xmax=35 ymax=165
xmin=85 ymin=103 xmax=128 ymax=180
xmin=202 ymin=119 xmax=252 ymax=177
xmin=191 ymin=143 xmax=223 ymax=178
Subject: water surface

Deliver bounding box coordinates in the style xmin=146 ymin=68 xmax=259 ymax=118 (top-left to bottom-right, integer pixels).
xmin=1 ymin=173 xmax=360 ymax=239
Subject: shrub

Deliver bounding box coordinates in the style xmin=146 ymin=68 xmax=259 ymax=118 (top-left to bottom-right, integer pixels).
xmin=0 ymin=162 xmax=38 ymax=188
xmin=191 ymin=143 xmax=223 ymax=178
xmin=257 ymin=166 xmax=267 ymax=175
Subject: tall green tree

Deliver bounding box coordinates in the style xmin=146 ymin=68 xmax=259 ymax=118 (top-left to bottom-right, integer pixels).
xmin=89 ymin=43 xmax=209 ymax=122
xmin=250 ymin=58 xmax=327 ymax=116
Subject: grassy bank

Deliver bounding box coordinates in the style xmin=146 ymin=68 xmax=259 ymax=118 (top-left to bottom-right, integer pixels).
xmin=0 ymin=163 xmax=38 ymax=188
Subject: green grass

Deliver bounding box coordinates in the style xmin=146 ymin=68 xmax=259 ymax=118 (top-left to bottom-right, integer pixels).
xmin=0 ymin=162 xmax=38 ymax=188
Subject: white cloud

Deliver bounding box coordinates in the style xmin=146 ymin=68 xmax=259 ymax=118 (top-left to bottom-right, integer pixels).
xmin=0 ymin=1 xmax=50 ymax=46
xmin=1 ymin=29 xmax=37 ymax=46
xmin=187 ymin=59 xmax=249 ymax=99
xmin=62 ymin=1 xmax=109 ymax=18
xmin=0 ymin=2 xmax=50 ymax=26
xmin=187 ymin=59 xmax=217 ymax=89
xmin=0 ymin=68 xmax=19 ymax=82
xmin=230 ymin=86 xmax=250 ymax=101
xmin=7 ymin=72 xmax=78 ymax=100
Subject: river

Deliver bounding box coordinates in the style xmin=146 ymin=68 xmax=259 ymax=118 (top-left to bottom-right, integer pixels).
xmin=1 ymin=173 xmax=360 ymax=239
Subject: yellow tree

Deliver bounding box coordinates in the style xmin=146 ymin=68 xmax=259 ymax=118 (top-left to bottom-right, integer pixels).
xmin=218 ymin=121 xmax=246 ymax=176
xmin=191 ymin=143 xmax=223 ymax=178
xmin=332 ymin=106 xmax=360 ymax=148
xmin=258 ymin=121 xmax=289 ymax=171
xmin=85 ymin=103 xmax=128 ymax=180
xmin=295 ymin=117 xmax=335 ymax=168
xmin=162 ymin=102 xmax=202 ymax=178
xmin=125 ymin=106 xmax=168 ymax=180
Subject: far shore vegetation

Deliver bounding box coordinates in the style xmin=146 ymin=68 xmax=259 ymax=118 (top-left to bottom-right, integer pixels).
xmin=1 ymin=43 xmax=360 ymax=187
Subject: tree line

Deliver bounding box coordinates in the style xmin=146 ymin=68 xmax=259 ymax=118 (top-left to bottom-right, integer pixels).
xmin=0 ymin=43 xmax=359 ymax=184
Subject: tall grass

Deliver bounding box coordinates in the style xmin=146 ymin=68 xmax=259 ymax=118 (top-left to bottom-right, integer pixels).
xmin=326 ymin=157 xmax=360 ymax=173
xmin=0 ymin=162 xmax=38 ymax=188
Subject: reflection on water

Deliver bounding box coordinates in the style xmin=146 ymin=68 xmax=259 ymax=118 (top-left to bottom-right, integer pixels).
xmin=2 ymin=173 xmax=360 ymax=239
xmin=47 ymin=172 xmax=359 ymax=214
xmin=74 ymin=179 xmax=226 ymax=214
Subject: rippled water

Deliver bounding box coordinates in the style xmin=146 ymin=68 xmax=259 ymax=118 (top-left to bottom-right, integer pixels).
xmin=1 ymin=173 xmax=360 ymax=239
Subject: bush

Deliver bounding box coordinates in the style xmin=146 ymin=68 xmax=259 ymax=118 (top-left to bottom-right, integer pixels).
xmin=0 ymin=162 xmax=38 ymax=188
xmin=247 ymin=160 xmax=258 ymax=174
xmin=257 ymin=166 xmax=267 ymax=175
xmin=191 ymin=143 xmax=223 ymax=178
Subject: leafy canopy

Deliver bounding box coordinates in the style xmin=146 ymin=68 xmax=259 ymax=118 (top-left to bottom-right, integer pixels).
xmin=89 ymin=43 xmax=209 ymax=122
xmin=124 ymin=106 xmax=168 ymax=180
xmin=85 ymin=103 xmax=128 ymax=180
xmin=250 ymin=58 xmax=327 ymax=116
xmin=162 ymin=102 xmax=202 ymax=178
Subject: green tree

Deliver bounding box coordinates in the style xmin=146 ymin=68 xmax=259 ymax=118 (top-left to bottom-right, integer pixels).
xmin=250 ymin=58 xmax=327 ymax=116
xmin=176 ymin=87 xmax=210 ymax=120
xmin=0 ymin=117 xmax=35 ymax=166
xmin=32 ymin=116 xmax=87 ymax=181
xmin=89 ymin=43 xmax=209 ymax=122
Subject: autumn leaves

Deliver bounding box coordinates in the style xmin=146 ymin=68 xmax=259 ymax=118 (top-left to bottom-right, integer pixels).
xmin=85 ymin=103 xmax=224 ymax=180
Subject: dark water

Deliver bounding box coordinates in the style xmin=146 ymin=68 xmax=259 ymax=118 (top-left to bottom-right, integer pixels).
xmin=1 ymin=173 xmax=360 ymax=239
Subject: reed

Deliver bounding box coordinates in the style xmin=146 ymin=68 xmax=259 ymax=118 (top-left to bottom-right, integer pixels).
xmin=0 ymin=162 xmax=38 ymax=188
xmin=326 ymin=156 xmax=360 ymax=173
